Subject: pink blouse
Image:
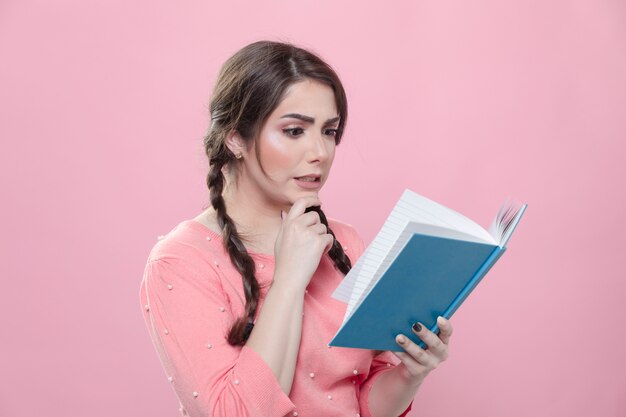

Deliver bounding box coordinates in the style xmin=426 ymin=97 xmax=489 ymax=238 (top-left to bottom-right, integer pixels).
xmin=139 ymin=218 xmax=413 ymax=417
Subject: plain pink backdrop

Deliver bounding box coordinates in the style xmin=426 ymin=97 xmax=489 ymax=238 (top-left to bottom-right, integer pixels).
xmin=1 ymin=0 xmax=624 ymax=416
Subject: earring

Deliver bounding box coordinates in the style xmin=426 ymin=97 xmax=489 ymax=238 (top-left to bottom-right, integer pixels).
xmin=235 ymin=153 xmax=243 ymax=160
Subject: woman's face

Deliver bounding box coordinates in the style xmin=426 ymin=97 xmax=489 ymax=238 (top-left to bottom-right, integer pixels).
xmin=237 ymin=79 xmax=339 ymax=209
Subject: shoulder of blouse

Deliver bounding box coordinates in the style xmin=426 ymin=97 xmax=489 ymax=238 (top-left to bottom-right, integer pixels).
xmin=327 ymin=217 xmax=366 ymax=254
xmin=142 ymin=222 xmax=235 ymax=294
xmin=326 ymin=217 xmax=358 ymax=240
xmin=147 ymin=220 xmax=225 ymax=263
xmin=141 ymin=221 xmax=231 ymax=306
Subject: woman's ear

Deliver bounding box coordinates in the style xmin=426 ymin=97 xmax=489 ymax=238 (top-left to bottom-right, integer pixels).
xmin=225 ymin=130 xmax=246 ymax=159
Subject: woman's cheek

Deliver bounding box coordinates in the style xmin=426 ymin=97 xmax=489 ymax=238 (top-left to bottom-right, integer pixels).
xmin=259 ymin=131 xmax=296 ymax=176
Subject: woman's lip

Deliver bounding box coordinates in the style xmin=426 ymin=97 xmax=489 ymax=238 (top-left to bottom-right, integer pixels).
xmin=294 ymin=177 xmax=322 ymax=190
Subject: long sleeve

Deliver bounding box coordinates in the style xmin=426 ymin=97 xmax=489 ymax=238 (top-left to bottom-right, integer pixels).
xmin=357 ymin=351 xmax=413 ymax=417
xmin=140 ymin=255 xmax=296 ymax=417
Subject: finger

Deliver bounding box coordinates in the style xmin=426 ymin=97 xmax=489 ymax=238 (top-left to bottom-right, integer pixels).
xmin=310 ymin=223 xmax=327 ymax=235
xmin=322 ymin=233 xmax=334 ymax=254
xmin=411 ymin=323 xmax=447 ymax=358
xmin=436 ymin=316 xmax=453 ymax=345
xmin=394 ymin=334 xmax=437 ymax=368
xmin=392 ymin=351 xmax=433 ymax=369
xmin=287 ymin=197 xmax=322 ymax=219
xmin=392 ymin=351 xmax=414 ymax=365
xmin=283 ymin=209 xmax=320 ymax=227
xmin=300 ymin=211 xmax=322 ymax=226
xmin=392 ymin=351 xmax=438 ymax=377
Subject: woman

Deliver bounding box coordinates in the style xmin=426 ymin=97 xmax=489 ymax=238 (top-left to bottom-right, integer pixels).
xmin=140 ymin=40 xmax=453 ymax=417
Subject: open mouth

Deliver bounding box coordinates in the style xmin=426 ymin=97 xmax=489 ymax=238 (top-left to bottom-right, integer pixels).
xmin=294 ymin=176 xmax=321 ymax=183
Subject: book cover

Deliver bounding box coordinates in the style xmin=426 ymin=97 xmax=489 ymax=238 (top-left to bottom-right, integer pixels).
xmin=329 ymin=190 xmax=527 ymax=351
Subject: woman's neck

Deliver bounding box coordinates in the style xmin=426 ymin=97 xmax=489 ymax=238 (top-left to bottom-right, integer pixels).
xmin=197 ymin=184 xmax=286 ymax=255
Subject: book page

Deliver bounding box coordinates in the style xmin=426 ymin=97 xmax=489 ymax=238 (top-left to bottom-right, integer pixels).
xmin=331 ymin=246 xmax=367 ymax=303
xmin=500 ymin=203 xmax=527 ymax=246
xmin=345 ymin=222 xmax=415 ymax=319
xmin=345 ymin=215 xmax=407 ymax=316
xmin=338 ymin=195 xmax=411 ymax=316
xmin=399 ymin=191 xmax=495 ymax=243
xmin=487 ymin=199 xmax=528 ymax=246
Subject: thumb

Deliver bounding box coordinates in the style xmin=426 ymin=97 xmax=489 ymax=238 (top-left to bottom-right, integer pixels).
xmin=324 ymin=236 xmax=334 ymax=255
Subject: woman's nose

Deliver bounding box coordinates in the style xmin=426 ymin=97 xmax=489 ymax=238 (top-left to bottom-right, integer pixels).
xmin=306 ymin=133 xmax=330 ymax=163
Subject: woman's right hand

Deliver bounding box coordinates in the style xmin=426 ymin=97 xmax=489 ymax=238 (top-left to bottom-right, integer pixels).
xmin=273 ymin=196 xmax=334 ymax=293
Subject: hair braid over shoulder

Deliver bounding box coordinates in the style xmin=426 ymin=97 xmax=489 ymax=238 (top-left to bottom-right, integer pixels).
xmin=207 ymin=155 xmax=260 ymax=346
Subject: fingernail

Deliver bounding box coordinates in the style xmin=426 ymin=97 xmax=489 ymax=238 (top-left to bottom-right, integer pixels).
xmin=412 ymin=322 xmax=422 ymax=333
xmin=396 ymin=335 xmax=406 ymax=344
xmin=437 ymin=316 xmax=447 ymax=325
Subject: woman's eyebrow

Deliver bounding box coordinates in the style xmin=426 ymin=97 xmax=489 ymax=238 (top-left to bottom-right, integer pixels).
xmin=280 ymin=113 xmax=340 ymax=125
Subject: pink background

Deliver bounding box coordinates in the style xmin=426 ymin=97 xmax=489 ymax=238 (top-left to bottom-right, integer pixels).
xmin=1 ymin=0 xmax=624 ymax=416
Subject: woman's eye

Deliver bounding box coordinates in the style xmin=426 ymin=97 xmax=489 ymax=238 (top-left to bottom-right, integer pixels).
xmin=323 ymin=128 xmax=338 ymax=137
xmin=283 ymin=127 xmax=304 ymax=137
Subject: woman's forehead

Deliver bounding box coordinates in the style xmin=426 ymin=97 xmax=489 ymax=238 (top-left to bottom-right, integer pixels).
xmin=270 ymin=79 xmax=338 ymax=121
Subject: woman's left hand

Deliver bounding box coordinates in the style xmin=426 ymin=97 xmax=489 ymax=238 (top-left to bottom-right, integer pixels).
xmin=392 ymin=316 xmax=453 ymax=386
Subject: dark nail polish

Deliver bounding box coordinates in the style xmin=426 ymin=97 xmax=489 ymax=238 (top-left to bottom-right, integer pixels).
xmin=412 ymin=322 xmax=422 ymax=332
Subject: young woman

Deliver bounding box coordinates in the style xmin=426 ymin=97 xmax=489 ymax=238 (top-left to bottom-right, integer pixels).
xmin=140 ymin=40 xmax=453 ymax=417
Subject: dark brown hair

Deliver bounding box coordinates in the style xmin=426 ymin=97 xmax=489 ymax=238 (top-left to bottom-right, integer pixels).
xmin=203 ymin=40 xmax=352 ymax=346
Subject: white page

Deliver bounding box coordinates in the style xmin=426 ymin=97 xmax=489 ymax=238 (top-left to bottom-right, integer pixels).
xmin=487 ymin=198 xmax=510 ymax=243
xmin=343 ymin=199 xmax=410 ymax=316
xmin=344 ymin=221 xmax=414 ymax=318
xmin=331 ymin=246 xmax=367 ymax=303
xmin=501 ymin=203 xmax=527 ymax=247
xmin=398 ymin=191 xmax=494 ymax=243
xmin=486 ymin=199 xmax=527 ymax=247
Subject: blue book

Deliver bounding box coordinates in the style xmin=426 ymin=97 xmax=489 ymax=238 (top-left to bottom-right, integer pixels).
xmin=329 ymin=190 xmax=527 ymax=351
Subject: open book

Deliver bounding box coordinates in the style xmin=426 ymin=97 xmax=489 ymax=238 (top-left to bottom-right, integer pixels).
xmin=329 ymin=190 xmax=527 ymax=351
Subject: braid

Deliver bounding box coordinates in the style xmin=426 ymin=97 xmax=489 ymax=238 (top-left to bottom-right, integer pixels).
xmin=207 ymin=156 xmax=260 ymax=346
xmin=306 ymin=206 xmax=352 ymax=275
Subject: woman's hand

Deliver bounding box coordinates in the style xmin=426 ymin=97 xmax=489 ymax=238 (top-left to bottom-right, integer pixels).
xmin=273 ymin=196 xmax=334 ymax=293
xmin=392 ymin=316 xmax=453 ymax=386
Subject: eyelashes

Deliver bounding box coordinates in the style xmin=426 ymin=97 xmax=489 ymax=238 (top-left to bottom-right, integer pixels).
xmin=323 ymin=128 xmax=338 ymax=137
xmin=282 ymin=127 xmax=338 ymax=138
xmin=282 ymin=127 xmax=305 ymax=137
